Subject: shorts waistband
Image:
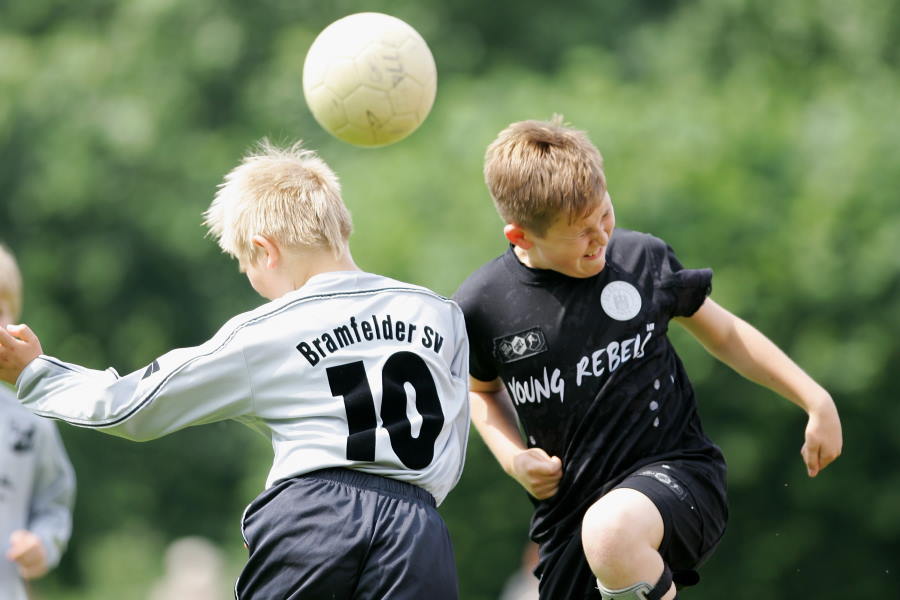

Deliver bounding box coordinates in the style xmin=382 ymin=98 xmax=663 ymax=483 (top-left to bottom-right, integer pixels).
xmin=301 ymin=468 xmax=436 ymax=507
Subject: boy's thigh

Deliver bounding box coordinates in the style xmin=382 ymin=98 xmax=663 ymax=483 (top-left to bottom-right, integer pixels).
xmin=536 ymin=460 xmax=727 ymax=598
xmin=615 ymin=461 xmax=727 ymax=573
xmin=236 ymin=470 xmax=457 ymax=600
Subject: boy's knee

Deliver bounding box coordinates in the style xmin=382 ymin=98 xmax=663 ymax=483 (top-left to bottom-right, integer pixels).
xmin=581 ymin=489 xmax=665 ymax=580
xmin=582 ymin=505 xmax=634 ymax=577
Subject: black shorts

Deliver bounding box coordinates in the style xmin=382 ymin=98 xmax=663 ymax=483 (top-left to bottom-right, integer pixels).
xmin=235 ymin=468 xmax=458 ymax=600
xmin=537 ymin=460 xmax=727 ymax=599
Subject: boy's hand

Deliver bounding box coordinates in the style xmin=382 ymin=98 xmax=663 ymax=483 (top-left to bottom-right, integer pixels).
xmin=801 ymin=396 xmax=842 ymax=477
xmin=6 ymin=529 xmax=49 ymax=580
xmin=511 ymin=448 xmax=563 ymax=500
xmin=0 ymin=324 xmax=42 ymax=384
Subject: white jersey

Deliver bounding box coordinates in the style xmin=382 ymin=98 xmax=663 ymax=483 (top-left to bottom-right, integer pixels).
xmin=0 ymin=388 xmax=75 ymax=600
xmin=16 ymin=271 xmax=469 ymax=505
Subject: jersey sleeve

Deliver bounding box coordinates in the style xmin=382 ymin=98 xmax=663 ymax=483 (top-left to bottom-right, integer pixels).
xmin=656 ymin=241 xmax=713 ymax=317
xmin=15 ymin=322 xmax=254 ymax=442
xmin=26 ymin=419 xmax=75 ymax=570
xmin=452 ymin=280 xmax=498 ymax=383
xmin=465 ymin=319 xmax=498 ymax=383
xmin=447 ymin=301 xmax=471 ymax=382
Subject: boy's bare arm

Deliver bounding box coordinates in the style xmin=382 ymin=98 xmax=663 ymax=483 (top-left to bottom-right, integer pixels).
xmin=676 ymin=298 xmax=842 ymax=477
xmin=470 ymin=376 xmax=562 ymax=499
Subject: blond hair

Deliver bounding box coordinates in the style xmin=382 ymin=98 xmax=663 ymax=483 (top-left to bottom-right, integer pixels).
xmin=484 ymin=115 xmax=606 ymax=235
xmin=204 ymin=140 xmax=352 ymax=263
xmin=0 ymin=243 xmax=23 ymax=321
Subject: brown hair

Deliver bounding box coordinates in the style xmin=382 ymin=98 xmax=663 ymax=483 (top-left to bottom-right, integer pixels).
xmin=0 ymin=243 xmax=22 ymax=321
xmin=483 ymin=115 xmax=606 ymax=235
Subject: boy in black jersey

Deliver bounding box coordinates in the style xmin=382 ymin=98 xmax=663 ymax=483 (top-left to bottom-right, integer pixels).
xmin=453 ymin=117 xmax=842 ymax=599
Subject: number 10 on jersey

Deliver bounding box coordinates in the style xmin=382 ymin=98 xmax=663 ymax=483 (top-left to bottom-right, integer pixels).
xmin=327 ymin=351 xmax=444 ymax=470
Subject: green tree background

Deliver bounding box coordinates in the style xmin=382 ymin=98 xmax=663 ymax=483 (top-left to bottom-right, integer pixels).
xmin=1 ymin=0 xmax=898 ymax=598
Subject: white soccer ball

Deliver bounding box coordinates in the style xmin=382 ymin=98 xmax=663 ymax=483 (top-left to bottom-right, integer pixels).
xmin=302 ymin=12 xmax=437 ymax=148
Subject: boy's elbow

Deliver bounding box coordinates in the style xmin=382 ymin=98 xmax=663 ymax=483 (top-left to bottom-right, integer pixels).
xmin=704 ymin=330 xmax=736 ymax=358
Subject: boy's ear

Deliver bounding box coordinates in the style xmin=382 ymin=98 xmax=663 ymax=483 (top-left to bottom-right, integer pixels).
xmin=251 ymin=235 xmax=281 ymax=269
xmin=504 ymin=224 xmax=533 ymax=250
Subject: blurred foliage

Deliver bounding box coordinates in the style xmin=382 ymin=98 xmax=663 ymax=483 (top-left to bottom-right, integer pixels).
xmin=1 ymin=0 xmax=899 ymax=598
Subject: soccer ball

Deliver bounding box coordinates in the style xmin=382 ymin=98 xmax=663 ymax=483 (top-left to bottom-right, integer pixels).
xmin=302 ymin=13 xmax=437 ymax=148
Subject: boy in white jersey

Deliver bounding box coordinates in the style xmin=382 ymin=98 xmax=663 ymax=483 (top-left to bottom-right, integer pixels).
xmin=0 ymin=142 xmax=470 ymax=599
xmin=0 ymin=244 xmax=75 ymax=600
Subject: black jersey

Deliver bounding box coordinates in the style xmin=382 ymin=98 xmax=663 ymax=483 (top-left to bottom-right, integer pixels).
xmin=454 ymin=228 xmax=726 ymax=541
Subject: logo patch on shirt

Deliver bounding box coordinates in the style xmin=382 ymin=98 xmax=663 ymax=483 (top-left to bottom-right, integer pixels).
xmin=493 ymin=328 xmax=547 ymax=363
xmin=600 ymin=281 xmax=642 ymax=321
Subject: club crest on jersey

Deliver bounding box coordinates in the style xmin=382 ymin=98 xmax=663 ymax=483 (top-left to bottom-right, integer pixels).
xmin=493 ymin=328 xmax=547 ymax=364
xmin=600 ymin=280 xmax=642 ymax=321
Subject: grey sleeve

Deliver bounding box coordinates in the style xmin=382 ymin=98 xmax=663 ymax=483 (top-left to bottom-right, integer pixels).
xmin=448 ymin=301 xmax=470 ymax=382
xmin=27 ymin=419 xmax=75 ymax=570
xmin=15 ymin=325 xmax=254 ymax=442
